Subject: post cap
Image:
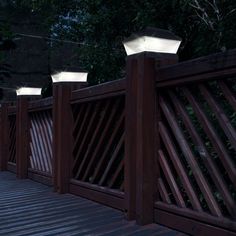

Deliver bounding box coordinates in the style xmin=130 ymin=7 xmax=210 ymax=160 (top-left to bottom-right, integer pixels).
xmin=16 ymin=87 xmax=42 ymax=96
xmin=123 ymin=27 xmax=182 ymax=56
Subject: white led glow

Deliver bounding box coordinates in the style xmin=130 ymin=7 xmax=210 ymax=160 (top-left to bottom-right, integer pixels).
xmin=123 ymin=36 xmax=181 ymax=56
xmin=16 ymin=87 xmax=42 ymax=96
xmin=51 ymin=72 xmax=88 ymax=83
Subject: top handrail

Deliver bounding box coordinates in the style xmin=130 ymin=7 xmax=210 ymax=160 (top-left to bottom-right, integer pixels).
xmin=70 ymin=79 xmax=126 ymax=104
xmin=28 ymin=97 xmax=53 ymax=112
xmin=156 ymin=48 xmax=236 ymax=87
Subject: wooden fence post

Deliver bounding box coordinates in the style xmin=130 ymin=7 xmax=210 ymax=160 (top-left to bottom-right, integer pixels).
xmin=53 ymin=82 xmax=86 ymax=194
xmin=125 ymin=52 xmax=178 ymax=225
xmin=125 ymin=57 xmax=138 ymax=221
xmin=16 ymin=96 xmax=29 ymax=179
xmin=0 ymin=103 xmax=9 ymax=171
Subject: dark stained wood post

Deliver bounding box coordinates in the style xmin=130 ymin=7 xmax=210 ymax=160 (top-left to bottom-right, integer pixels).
xmin=125 ymin=52 xmax=178 ymax=225
xmin=53 ymin=82 xmax=87 ymax=194
xmin=0 ymin=103 xmax=9 ymax=171
xmin=125 ymin=57 xmax=138 ymax=221
xmin=16 ymin=96 xmax=29 ymax=179
xmin=53 ymin=83 xmax=72 ymax=193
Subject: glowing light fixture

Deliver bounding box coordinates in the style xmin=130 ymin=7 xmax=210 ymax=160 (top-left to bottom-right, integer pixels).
xmin=51 ymin=71 xmax=88 ymax=83
xmin=16 ymin=87 xmax=42 ymax=96
xmin=123 ymin=27 xmax=182 ymax=56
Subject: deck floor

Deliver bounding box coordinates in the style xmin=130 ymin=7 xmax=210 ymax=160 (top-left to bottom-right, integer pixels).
xmin=0 ymin=172 xmax=185 ymax=236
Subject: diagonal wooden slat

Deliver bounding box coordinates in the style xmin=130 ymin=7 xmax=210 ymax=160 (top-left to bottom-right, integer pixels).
xmin=158 ymin=178 xmax=171 ymax=204
xmin=199 ymin=84 xmax=236 ymax=150
xmin=34 ymin=113 xmax=49 ymax=172
xmin=73 ymin=104 xmax=86 ymax=135
xmin=43 ymin=111 xmax=53 ymax=157
xmin=9 ymin=138 xmax=16 ymax=161
xmin=72 ymin=104 xmax=92 ymax=167
xmin=34 ymin=112 xmax=52 ymax=173
xmin=159 ymin=121 xmax=203 ymax=212
xmin=108 ymin=159 xmax=124 ymax=189
xmin=41 ymin=111 xmax=52 ymax=173
xmin=159 ymin=150 xmax=186 ymax=208
xmin=29 ymin=118 xmax=40 ymax=170
xmin=73 ymin=104 xmax=91 ymax=153
xmin=29 ymin=111 xmax=53 ymax=174
xmin=169 ymin=90 xmax=236 ymax=217
xmin=9 ymin=133 xmax=16 ymax=163
xmin=218 ymin=81 xmax=236 ymax=111
xmin=38 ymin=111 xmax=53 ymax=172
xmin=30 ymin=117 xmax=45 ymax=171
xmin=73 ymin=102 xmax=102 ymax=171
xmin=91 ymin=111 xmax=125 ymax=184
xmin=75 ymin=102 xmax=110 ymax=179
xmin=160 ymin=96 xmax=222 ymax=217
xmin=71 ymin=95 xmax=125 ymax=191
xmin=8 ymin=116 xmax=16 ymax=163
xmin=82 ymin=99 xmax=121 ymax=181
xmin=30 ymin=142 xmax=39 ymax=170
xmin=183 ymin=88 xmax=236 ymax=189
xmin=28 ymin=125 xmax=36 ymax=170
xmin=9 ymin=118 xmax=15 ymax=141
xmin=33 ymin=113 xmax=49 ymax=172
xmin=99 ymin=132 xmax=124 ymax=186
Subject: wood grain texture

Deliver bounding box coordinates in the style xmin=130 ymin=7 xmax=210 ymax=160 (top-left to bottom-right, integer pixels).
xmin=156 ymin=49 xmax=236 ymax=87
xmin=29 ymin=110 xmax=53 ymax=175
xmin=8 ymin=114 xmax=16 ymax=164
xmin=0 ymin=172 xmax=184 ymax=236
xmin=16 ymin=97 xmax=29 ymax=179
xmin=71 ymin=95 xmax=125 ymax=210
xmin=156 ymin=76 xmax=236 ymax=234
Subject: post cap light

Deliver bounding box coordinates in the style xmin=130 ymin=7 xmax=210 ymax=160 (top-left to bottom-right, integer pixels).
xmin=16 ymin=87 xmax=42 ymax=96
xmin=51 ymin=71 xmax=88 ymax=83
xmin=123 ymin=27 xmax=182 ymax=56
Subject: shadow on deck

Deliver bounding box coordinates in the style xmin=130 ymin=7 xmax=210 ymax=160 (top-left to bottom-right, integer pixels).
xmin=0 ymin=172 xmax=186 ymax=236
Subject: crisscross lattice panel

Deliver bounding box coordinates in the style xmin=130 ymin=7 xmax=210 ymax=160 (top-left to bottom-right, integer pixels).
xmin=157 ymin=78 xmax=236 ymax=220
xmin=72 ymin=95 xmax=125 ymax=191
xmin=29 ymin=110 xmax=53 ymax=174
xmin=8 ymin=115 xmax=16 ymax=163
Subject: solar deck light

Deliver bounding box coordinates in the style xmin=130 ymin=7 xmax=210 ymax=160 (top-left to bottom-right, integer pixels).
xmin=51 ymin=71 xmax=88 ymax=83
xmin=16 ymin=87 xmax=42 ymax=96
xmin=123 ymin=27 xmax=181 ymax=56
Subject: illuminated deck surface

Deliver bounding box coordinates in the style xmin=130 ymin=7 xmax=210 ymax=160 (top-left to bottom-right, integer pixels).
xmin=0 ymin=172 xmax=185 ymax=236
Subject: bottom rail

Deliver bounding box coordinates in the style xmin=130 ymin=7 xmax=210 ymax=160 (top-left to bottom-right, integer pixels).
xmin=155 ymin=202 xmax=236 ymax=236
xmin=28 ymin=168 xmax=52 ymax=186
xmin=70 ymin=179 xmax=125 ymax=211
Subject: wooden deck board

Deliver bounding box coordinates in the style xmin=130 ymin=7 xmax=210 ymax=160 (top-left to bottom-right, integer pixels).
xmin=0 ymin=172 xmax=186 ymax=236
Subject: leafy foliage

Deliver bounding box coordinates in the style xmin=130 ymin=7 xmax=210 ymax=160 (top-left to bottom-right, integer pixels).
xmin=0 ymin=22 xmax=15 ymax=99
xmin=3 ymin=0 xmax=236 ymax=85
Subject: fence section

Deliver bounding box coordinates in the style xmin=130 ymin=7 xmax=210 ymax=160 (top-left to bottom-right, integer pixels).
xmin=155 ymin=52 xmax=236 ymax=235
xmin=69 ymin=80 xmax=125 ymax=210
xmin=1 ymin=47 xmax=236 ymax=235
xmin=27 ymin=98 xmax=53 ymax=185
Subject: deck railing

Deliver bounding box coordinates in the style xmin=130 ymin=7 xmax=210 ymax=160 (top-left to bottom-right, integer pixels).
xmin=0 ymin=49 xmax=236 ymax=236
xmin=155 ymin=53 xmax=236 ymax=234
xmin=69 ymin=80 xmax=125 ymax=209
xmin=28 ymin=98 xmax=53 ymax=184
